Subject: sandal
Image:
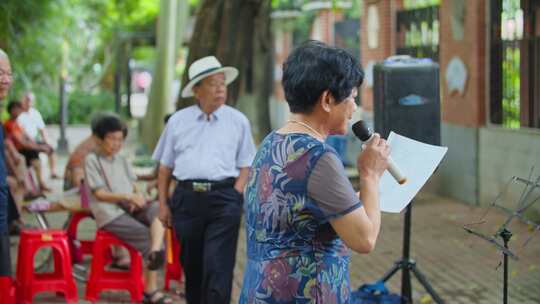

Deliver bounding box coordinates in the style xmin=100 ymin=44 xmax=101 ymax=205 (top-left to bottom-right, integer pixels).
xmin=147 ymin=250 xmax=165 ymax=271
xmin=143 ymin=290 xmax=173 ymax=304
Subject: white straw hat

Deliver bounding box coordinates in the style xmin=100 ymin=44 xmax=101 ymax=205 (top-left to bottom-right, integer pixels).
xmin=181 ymin=56 xmax=239 ymax=98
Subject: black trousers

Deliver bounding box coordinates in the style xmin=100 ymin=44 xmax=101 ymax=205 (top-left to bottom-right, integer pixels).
xmin=170 ymin=185 xmax=243 ymax=304
xmin=1 ymin=191 xmax=15 ymax=276
xmin=7 ymin=190 xmax=19 ymax=226
xmin=0 ymin=232 xmax=10 ymax=276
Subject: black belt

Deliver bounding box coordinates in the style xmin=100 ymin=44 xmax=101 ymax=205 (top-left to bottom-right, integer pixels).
xmin=176 ymin=178 xmax=235 ymax=192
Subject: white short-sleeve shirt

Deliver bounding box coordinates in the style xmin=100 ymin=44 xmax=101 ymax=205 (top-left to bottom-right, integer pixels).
xmin=17 ymin=108 xmax=46 ymax=141
xmin=152 ymin=105 xmax=256 ymax=181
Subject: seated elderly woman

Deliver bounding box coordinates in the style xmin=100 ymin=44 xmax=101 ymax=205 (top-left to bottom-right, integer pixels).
xmin=84 ymin=114 xmax=171 ymax=304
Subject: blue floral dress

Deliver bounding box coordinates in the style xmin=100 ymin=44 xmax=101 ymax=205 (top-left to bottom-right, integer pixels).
xmin=239 ymin=132 xmax=362 ymax=303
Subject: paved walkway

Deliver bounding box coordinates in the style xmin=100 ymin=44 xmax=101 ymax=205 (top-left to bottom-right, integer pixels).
xmin=8 ymin=126 xmax=540 ymax=303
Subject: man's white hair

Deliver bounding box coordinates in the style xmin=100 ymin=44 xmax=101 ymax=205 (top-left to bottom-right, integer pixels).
xmin=0 ymin=48 xmax=9 ymax=61
xmin=24 ymin=91 xmax=35 ymax=101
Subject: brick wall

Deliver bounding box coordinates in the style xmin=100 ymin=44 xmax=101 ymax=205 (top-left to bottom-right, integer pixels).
xmin=360 ymin=0 xmax=399 ymax=112
xmin=360 ymin=0 xmax=487 ymax=127
xmin=310 ymin=8 xmax=345 ymax=44
xmin=311 ymin=9 xmax=332 ymax=42
xmin=273 ymin=27 xmax=293 ymax=100
xmin=272 ymin=8 xmax=345 ymax=101
xmin=439 ymin=0 xmax=487 ymax=127
xmin=358 ymin=0 xmax=489 ymax=205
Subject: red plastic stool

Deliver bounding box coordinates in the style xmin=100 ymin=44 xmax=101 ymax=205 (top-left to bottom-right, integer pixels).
xmin=66 ymin=211 xmax=95 ymax=256
xmin=16 ymin=229 xmax=78 ymax=304
xmin=85 ymin=230 xmax=144 ymax=302
xmin=164 ymin=228 xmax=183 ymax=291
xmin=0 ymin=276 xmax=16 ymax=304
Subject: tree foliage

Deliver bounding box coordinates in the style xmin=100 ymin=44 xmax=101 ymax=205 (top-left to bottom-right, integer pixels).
xmin=0 ymin=0 xmax=159 ymax=123
xmin=178 ymin=0 xmax=273 ymax=140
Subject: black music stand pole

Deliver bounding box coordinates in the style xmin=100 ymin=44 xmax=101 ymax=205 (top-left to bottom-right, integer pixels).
xmin=499 ymin=228 xmax=512 ymax=304
xmin=381 ymin=203 xmax=444 ymax=304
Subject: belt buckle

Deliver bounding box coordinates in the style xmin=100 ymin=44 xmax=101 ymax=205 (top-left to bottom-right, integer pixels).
xmin=193 ymin=182 xmax=211 ymax=192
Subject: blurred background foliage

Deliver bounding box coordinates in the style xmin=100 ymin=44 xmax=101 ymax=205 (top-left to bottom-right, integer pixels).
xmin=0 ymin=0 xmax=190 ymax=124
xmin=0 ymin=0 xmax=361 ymax=124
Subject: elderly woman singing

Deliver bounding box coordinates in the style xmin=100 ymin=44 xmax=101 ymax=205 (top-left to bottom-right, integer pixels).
xmin=239 ymin=41 xmax=390 ymax=303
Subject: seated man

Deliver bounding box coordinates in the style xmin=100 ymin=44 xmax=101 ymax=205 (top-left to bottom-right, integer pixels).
xmin=63 ymin=112 xmax=105 ymax=191
xmin=63 ymin=135 xmax=96 ymax=190
xmin=84 ymin=114 xmax=171 ymax=303
xmin=4 ymin=100 xmax=52 ymax=191
xmin=4 ymin=138 xmax=41 ymax=226
xmin=17 ymin=92 xmax=59 ymax=179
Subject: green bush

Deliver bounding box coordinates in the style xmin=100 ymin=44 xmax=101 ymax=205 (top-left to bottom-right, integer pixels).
xmin=67 ymin=90 xmax=115 ymax=124
xmin=34 ymin=87 xmax=60 ymax=124
xmin=36 ymin=89 xmax=115 ymax=124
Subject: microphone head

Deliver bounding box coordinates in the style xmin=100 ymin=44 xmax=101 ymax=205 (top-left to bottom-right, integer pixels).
xmin=352 ymin=120 xmax=372 ymax=141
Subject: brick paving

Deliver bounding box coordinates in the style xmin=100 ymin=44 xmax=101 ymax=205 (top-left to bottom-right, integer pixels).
xmin=7 ymin=126 xmax=540 ymax=303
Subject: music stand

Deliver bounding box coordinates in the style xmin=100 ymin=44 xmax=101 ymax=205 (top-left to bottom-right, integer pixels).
xmin=380 ymin=202 xmax=444 ymax=304
xmin=463 ymin=170 xmax=540 ymax=304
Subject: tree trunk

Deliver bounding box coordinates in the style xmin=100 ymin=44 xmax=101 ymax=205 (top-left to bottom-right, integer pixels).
xmin=141 ymin=0 xmax=187 ymax=150
xmin=178 ymin=0 xmax=272 ymax=140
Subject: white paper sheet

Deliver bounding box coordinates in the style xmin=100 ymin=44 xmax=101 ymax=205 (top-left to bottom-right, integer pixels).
xmin=379 ymin=132 xmax=448 ymax=213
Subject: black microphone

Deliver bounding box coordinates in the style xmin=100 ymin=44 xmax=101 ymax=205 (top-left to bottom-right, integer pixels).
xmin=352 ymin=120 xmax=407 ymax=185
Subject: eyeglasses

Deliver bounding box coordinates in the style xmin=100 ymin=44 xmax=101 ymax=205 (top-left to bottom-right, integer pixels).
xmin=204 ymin=81 xmax=226 ymax=89
xmin=0 ymin=69 xmax=13 ymax=79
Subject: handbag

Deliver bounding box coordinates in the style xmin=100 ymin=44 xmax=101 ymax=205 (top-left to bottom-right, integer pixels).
xmin=351 ymin=280 xmax=403 ymax=304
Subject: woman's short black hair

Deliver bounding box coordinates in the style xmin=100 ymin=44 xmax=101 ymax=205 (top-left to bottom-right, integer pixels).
xmin=282 ymin=40 xmax=364 ymax=113
xmin=7 ymin=100 xmax=22 ymax=113
xmin=92 ymin=114 xmax=128 ymax=140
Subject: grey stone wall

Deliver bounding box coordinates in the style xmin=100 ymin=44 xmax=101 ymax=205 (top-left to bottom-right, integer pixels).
xmin=429 ymin=124 xmax=540 ymax=217
xmin=428 ymin=123 xmax=479 ymax=205
xmin=478 ymin=127 xmax=540 ymax=215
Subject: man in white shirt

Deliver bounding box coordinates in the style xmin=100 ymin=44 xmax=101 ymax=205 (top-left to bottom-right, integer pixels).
xmin=153 ymin=56 xmax=256 ymax=304
xmin=17 ymin=92 xmax=59 ymax=178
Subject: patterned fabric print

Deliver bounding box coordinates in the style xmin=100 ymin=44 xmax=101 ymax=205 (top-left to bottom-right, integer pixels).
xmin=240 ymin=132 xmax=352 ymax=304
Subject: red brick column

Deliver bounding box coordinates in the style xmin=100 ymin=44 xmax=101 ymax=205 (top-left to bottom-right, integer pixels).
xmin=360 ymin=0 xmax=400 ymax=112
xmin=439 ymin=0 xmax=487 ymax=127
xmin=310 ymin=8 xmax=345 ymax=44
xmin=273 ymin=27 xmax=293 ymax=100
